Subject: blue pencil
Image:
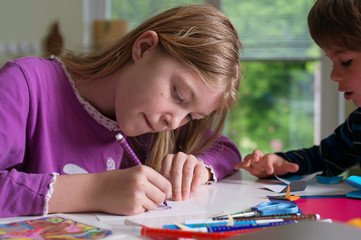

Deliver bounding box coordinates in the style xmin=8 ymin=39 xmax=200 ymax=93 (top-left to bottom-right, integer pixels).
xmin=188 ymin=220 xmax=297 ymax=233
xmin=164 ymin=218 xmax=287 ymax=229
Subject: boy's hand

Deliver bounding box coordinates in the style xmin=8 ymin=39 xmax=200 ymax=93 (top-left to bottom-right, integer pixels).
xmin=234 ymin=149 xmax=299 ymax=178
xmin=160 ymin=152 xmax=210 ymax=201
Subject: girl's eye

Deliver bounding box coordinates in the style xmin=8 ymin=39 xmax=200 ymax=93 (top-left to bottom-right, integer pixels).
xmin=173 ymin=87 xmax=183 ymax=103
xmin=186 ymin=113 xmax=193 ymax=121
xmin=341 ymin=59 xmax=352 ymax=66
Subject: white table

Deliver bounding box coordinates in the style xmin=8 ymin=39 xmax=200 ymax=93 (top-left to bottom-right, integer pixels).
xmin=67 ymin=169 xmax=357 ymax=239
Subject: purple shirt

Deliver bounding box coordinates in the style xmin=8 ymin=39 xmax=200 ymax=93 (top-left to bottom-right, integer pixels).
xmin=0 ymin=57 xmax=241 ymax=217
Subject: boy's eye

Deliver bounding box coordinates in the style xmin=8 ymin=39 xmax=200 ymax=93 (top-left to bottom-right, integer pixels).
xmin=341 ymin=59 xmax=352 ymax=66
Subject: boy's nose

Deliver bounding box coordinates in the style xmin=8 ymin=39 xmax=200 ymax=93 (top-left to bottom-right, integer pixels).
xmin=330 ymin=67 xmax=342 ymax=82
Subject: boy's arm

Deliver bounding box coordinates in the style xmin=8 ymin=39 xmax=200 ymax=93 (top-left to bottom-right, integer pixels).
xmin=276 ymin=108 xmax=361 ymax=176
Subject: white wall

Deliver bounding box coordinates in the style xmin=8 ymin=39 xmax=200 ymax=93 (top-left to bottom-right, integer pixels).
xmin=0 ymin=0 xmax=83 ymax=65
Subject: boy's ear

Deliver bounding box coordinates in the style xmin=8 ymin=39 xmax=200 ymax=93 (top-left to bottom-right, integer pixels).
xmin=132 ymin=30 xmax=159 ymax=61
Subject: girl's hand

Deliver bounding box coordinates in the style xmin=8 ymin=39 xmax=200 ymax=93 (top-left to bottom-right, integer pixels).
xmin=234 ymin=149 xmax=299 ymax=178
xmin=160 ymin=152 xmax=211 ymax=201
xmin=49 ymin=165 xmax=172 ymax=216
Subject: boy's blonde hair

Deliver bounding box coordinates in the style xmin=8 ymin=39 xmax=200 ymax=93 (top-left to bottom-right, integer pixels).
xmin=61 ymin=5 xmax=242 ymax=171
xmin=308 ymin=0 xmax=361 ymax=50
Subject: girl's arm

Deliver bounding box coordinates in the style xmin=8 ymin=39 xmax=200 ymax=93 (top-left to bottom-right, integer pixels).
xmin=196 ymin=134 xmax=241 ymax=181
xmin=0 ymin=170 xmax=55 ymax=217
xmin=0 ymin=60 xmax=54 ymax=217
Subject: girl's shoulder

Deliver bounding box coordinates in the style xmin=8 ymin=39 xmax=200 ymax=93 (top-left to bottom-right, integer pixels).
xmin=15 ymin=55 xmax=61 ymax=67
xmin=0 ymin=56 xmax=69 ymax=99
xmin=5 ymin=56 xmax=54 ymax=65
xmin=1 ymin=56 xmax=63 ymax=77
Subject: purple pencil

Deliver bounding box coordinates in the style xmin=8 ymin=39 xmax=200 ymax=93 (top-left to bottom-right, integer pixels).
xmin=115 ymin=133 xmax=168 ymax=206
xmin=115 ymin=133 xmax=142 ymax=166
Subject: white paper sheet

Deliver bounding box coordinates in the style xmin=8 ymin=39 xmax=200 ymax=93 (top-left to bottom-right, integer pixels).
xmin=95 ymin=200 xmax=206 ymax=222
xmin=264 ymin=172 xmax=318 ymax=193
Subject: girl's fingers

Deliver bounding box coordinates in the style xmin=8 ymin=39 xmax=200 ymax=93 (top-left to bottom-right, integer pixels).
xmin=181 ymin=158 xmax=196 ymax=200
xmin=143 ymin=186 xmax=166 ymax=210
xmin=160 ymin=155 xmax=173 ymax=179
xmin=190 ymin=161 xmax=209 ymax=198
xmin=169 ymin=153 xmax=186 ymax=201
xmin=146 ymin=167 xmax=172 ymax=201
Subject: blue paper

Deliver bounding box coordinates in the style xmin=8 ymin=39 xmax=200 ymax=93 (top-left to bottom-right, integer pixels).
xmin=346 ymin=190 xmax=361 ymax=199
xmin=315 ymin=176 xmax=343 ymax=184
xmin=346 ymin=175 xmax=361 ymax=189
xmin=346 ymin=175 xmax=361 ymax=199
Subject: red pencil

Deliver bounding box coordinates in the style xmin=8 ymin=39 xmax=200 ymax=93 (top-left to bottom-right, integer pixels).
xmin=114 ymin=225 xmax=260 ymax=239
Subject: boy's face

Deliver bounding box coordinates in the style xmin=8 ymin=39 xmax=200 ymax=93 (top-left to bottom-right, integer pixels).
xmin=325 ymin=45 xmax=361 ymax=107
xmin=114 ymin=49 xmax=224 ymax=137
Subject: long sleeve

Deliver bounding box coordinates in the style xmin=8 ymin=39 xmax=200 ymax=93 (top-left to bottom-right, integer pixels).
xmin=196 ymin=134 xmax=241 ymax=180
xmin=276 ymin=108 xmax=361 ymax=176
xmin=0 ymin=60 xmax=54 ymax=217
xmin=0 ymin=57 xmax=127 ymax=217
xmin=0 ymin=170 xmax=54 ymax=217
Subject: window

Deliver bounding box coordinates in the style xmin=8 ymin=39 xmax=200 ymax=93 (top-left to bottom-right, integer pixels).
xmin=221 ymin=0 xmax=320 ymax=154
xmin=105 ymin=0 xmax=324 ymax=155
xmin=110 ymin=0 xmax=203 ymax=30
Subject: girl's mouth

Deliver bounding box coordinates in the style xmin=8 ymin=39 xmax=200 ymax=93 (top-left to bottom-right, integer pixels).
xmin=344 ymin=91 xmax=354 ymax=100
xmin=143 ymin=114 xmax=155 ymax=131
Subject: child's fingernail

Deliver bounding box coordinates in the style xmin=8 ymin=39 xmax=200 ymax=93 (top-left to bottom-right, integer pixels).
xmin=182 ymin=192 xmax=189 ymax=200
xmin=173 ymin=193 xmax=181 ymax=201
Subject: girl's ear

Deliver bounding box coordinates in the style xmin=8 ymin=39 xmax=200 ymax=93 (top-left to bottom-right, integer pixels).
xmin=132 ymin=30 xmax=159 ymax=61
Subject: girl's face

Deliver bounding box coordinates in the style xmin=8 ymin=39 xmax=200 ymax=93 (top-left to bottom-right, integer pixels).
xmin=325 ymin=45 xmax=361 ymax=107
xmin=114 ymin=48 xmax=224 ymax=137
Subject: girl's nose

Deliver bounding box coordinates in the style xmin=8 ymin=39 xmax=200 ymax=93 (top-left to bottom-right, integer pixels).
xmin=162 ymin=112 xmax=189 ymax=130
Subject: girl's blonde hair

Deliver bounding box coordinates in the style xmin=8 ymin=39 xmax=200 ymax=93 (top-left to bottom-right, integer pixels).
xmin=308 ymin=0 xmax=361 ymax=50
xmin=61 ymin=5 xmax=242 ymax=171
